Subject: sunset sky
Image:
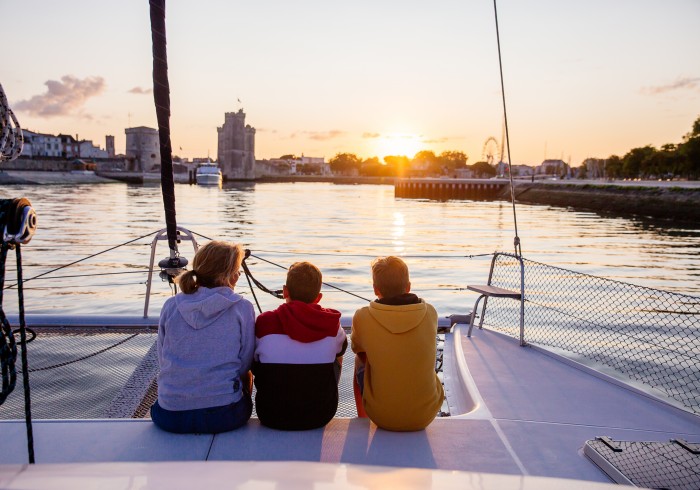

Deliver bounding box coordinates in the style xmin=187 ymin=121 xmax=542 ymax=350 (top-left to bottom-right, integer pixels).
xmin=2 ymin=0 xmax=699 ymax=166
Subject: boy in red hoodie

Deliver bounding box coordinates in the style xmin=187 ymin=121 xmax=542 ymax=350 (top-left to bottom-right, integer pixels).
xmin=253 ymin=261 xmax=347 ymax=430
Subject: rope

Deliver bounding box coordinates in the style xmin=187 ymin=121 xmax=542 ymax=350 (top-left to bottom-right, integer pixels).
xmin=0 ymin=83 xmax=24 ymax=163
xmin=0 ymin=243 xmax=18 ymax=405
xmin=242 ymin=263 xmax=262 ymax=314
xmin=241 ymin=249 xmax=281 ymax=313
xmin=493 ymin=0 xmax=522 ymax=258
xmin=14 ymin=245 xmax=35 ymax=463
xmin=0 ymin=242 xmax=35 ymax=463
xmin=149 ymin=0 xmax=179 ymax=259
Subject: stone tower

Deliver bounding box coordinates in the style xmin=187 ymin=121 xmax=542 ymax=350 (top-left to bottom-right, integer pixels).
xmin=105 ymin=135 xmax=115 ymax=158
xmin=125 ymin=127 xmax=160 ymax=172
xmin=217 ymin=109 xmax=256 ymax=180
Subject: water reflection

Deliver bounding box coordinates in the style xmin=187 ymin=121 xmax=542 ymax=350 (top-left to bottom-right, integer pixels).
xmin=1 ymin=182 xmax=698 ymax=317
xmin=392 ymin=212 xmax=405 ymax=253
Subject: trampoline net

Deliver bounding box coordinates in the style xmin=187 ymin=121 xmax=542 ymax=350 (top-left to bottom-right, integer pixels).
xmin=2 ymin=330 xmax=445 ymax=420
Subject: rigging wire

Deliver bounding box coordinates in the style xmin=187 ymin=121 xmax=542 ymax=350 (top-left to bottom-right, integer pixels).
xmin=249 ymin=253 xmax=372 ymax=303
xmin=10 ymin=270 xmax=152 ymax=281
xmin=3 ymin=230 xmax=158 ymax=290
xmin=190 ymin=230 xmax=480 ymax=303
xmin=190 ymin=231 xmax=495 ymax=260
xmin=493 ymin=0 xmax=522 ymax=258
xmin=247 ymin=250 xmax=495 ymax=259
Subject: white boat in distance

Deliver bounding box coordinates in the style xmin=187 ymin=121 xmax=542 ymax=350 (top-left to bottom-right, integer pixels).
xmin=196 ymin=163 xmax=223 ymax=186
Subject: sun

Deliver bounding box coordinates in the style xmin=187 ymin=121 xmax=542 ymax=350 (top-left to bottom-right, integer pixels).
xmin=375 ymin=133 xmax=422 ymax=160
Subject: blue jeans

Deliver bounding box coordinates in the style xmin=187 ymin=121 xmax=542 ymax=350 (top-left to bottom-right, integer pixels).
xmin=151 ymin=395 xmax=252 ymax=434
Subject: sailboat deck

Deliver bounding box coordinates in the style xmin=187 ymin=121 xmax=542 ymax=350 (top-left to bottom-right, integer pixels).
xmin=2 ymin=321 xmax=698 ymax=484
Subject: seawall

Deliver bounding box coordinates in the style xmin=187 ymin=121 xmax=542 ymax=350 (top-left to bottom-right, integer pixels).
xmin=508 ymin=182 xmax=700 ymax=222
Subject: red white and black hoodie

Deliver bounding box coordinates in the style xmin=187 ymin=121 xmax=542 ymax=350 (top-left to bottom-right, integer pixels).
xmin=253 ymin=300 xmax=347 ymax=430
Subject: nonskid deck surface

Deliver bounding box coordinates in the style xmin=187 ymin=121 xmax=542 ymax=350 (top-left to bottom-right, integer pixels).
xmin=455 ymin=326 xmax=700 ymax=482
xmin=1 ymin=321 xmax=699 ymax=484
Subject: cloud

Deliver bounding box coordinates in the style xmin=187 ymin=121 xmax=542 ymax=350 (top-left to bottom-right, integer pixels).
xmin=287 ymin=130 xmax=345 ymax=141
xmin=128 ymin=86 xmax=152 ymax=94
xmin=362 ymin=132 xmax=381 ymax=139
xmin=305 ymin=130 xmax=345 ymax=141
xmin=642 ymin=77 xmax=700 ymax=95
xmin=14 ymin=75 xmax=105 ymax=117
xmin=422 ymin=137 xmax=449 ymax=144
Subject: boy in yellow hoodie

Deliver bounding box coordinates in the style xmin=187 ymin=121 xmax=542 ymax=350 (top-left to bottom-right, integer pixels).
xmin=351 ymin=256 xmax=444 ymax=431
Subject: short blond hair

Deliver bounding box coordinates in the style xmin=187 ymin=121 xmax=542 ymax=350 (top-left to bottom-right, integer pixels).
xmin=177 ymin=241 xmax=243 ymax=294
xmin=372 ymin=256 xmax=409 ymax=298
xmin=286 ymin=261 xmax=322 ymax=303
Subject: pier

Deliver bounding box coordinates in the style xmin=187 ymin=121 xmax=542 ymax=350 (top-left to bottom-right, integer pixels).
xmin=394 ymin=178 xmax=509 ymax=200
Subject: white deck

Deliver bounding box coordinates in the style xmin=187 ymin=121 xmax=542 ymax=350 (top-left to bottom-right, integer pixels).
xmin=1 ymin=323 xmax=699 ymax=485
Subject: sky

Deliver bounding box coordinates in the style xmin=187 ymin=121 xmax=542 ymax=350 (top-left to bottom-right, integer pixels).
xmin=1 ymin=0 xmax=699 ymax=166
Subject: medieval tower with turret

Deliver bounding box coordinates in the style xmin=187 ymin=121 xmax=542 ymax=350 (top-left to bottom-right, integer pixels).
xmin=217 ymin=109 xmax=256 ymax=181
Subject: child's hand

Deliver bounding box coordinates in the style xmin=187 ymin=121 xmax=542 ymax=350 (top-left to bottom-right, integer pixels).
xmin=241 ymin=371 xmax=253 ymax=395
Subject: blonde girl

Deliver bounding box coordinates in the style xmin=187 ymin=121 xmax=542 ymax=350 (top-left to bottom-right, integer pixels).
xmin=151 ymin=241 xmax=255 ymax=434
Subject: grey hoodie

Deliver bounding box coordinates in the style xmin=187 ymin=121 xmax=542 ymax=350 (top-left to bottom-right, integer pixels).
xmin=157 ymin=286 xmax=255 ymax=411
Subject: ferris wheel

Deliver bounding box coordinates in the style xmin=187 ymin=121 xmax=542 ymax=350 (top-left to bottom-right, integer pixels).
xmin=481 ymin=137 xmax=500 ymax=165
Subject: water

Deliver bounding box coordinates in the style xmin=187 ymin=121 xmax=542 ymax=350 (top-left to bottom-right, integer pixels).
xmin=2 ymin=182 xmax=699 ymax=317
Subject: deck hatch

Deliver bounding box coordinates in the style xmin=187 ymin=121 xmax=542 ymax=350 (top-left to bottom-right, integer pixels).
xmin=584 ymin=437 xmax=700 ymax=490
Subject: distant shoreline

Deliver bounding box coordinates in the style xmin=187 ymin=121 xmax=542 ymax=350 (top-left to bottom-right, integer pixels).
xmin=2 ymin=170 xmax=698 ymax=222
xmin=508 ymin=181 xmax=700 ymax=222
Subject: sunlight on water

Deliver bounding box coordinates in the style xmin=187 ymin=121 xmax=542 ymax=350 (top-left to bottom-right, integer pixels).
xmin=1 ymin=182 xmax=699 ymax=317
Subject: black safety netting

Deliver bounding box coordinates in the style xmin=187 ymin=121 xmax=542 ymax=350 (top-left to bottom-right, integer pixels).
xmin=3 ymin=330 xmax=444 ymax=420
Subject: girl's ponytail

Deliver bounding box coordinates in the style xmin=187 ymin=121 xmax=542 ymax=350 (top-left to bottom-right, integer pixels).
xmin=177 ymin=269 xmax=198 ymax=294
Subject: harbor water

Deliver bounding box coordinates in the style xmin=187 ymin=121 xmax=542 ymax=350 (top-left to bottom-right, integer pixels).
xmin=1 ymin=181 xmax=699 ymax=317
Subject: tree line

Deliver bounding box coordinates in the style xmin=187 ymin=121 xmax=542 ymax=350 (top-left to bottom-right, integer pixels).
xmin=328 ymin=150 xmax=497 ymax=178
xmin=577 ymin=116 xmax=700 ymax=180
xmin=322 ymin=116 xmax=700 ymax=180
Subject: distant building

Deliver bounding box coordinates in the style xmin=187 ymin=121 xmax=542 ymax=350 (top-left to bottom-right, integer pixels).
xmin=536 ymin=159 xmax=569 ymax=177
xmin=79 ymin=140 xmax=108 ymax=159
xmin=58 ymin=134 xmax=80 ymax=159
xmin=300 ymin=156 xmax=330 ymax=175
xmin=300 ymin=156 xmax=324 ymax=165
xmin=217 ymin=109 xmax=256 ymax=180
xmin=20 ymin=130 xmax=61 ymax=158
xmin=255 ymin=159 xmax=293 ymax=178
xmin=125 ymin=126 xmax=160 ymax=172
xmin=106 ymin=135 xmax=115 ymax=158
xmin=494 ymin=161 xmax=534 ymax=177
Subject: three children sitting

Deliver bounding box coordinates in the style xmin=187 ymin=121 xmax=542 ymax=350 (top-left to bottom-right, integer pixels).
xmin=154 ymin=245 xmax=443 ymax=434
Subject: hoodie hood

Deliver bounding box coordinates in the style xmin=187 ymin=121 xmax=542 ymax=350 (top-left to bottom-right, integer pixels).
xmin=272 ymin=301 xmax=341 ymax=343
xmin=176 ymin=286 xmax=243 ymax=329
xmin=368 ymin=299 xmax=428 ymax=334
